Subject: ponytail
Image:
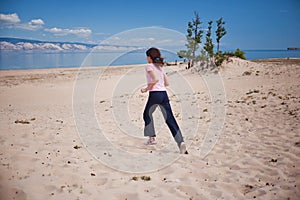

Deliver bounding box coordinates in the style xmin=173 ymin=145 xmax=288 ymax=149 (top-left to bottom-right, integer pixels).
xmin=153 ymin=57 xmax=164 ymax=65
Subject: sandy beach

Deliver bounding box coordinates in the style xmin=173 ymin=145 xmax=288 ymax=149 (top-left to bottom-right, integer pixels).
xmin=0 ymin=57 xmax=299 ymax=200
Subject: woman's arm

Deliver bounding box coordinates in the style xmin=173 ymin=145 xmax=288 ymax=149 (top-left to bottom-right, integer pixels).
xmin=164 ymin=74 xmax=169 ymax=87
xmin=141 ymin=71 xmax=158 ymax=93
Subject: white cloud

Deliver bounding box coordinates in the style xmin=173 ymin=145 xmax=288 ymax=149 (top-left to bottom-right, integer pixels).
xmin=29 ymin=19 xmax=44 ymax=26
xmin=0 ymin=13 xmax=20 ymax=23
xmin=17 ymin=18 xmax=45 ymax=30
xmin=0 ymin=12 xmax=92 ymax=38
xmin=45 ymin=27 xmax=92 ymax=37
xmin=68 ymin=28 xmax=92 ymax=37
xmin=45 ymin=27 xmax=63 ymax=34
xmin=0 ymin=13 xmax=44 ymax=30
xmin=0 ymin=40 xmax=141 ymax=51
xmin=0 ymin=41 xmax=21 ymax=50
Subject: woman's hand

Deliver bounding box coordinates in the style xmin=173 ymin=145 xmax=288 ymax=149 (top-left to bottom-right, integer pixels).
xmin=141 ymin=87 xmax=148 ymax=93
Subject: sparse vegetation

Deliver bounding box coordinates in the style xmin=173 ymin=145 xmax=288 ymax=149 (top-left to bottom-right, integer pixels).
xmin=215 ymin=17 xmax=227 ymax=53
xmin=178 ymin=12 xmax=245 ymax=68
xmin=203 ymin=20 xmax=214 ymax=58
xmin=177 ymin=11 xmax=203 ymax=66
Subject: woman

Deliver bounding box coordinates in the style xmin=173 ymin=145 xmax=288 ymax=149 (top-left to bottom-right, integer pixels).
xmin=141 ymin=47 xmax=188 ymax=154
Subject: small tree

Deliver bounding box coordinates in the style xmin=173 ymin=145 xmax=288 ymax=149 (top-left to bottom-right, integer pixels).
xmin=177 ymin=49 xmax=192 ymax=60
xmin=177 ymin=11 xmax=203 ymax=65
xmin=215 ymin=17 xmax=227 ymax=52
xmin=203 ymin=20 xmax=214 ymax=58
xmin=187 ymin=11 xmax=203 ymax=59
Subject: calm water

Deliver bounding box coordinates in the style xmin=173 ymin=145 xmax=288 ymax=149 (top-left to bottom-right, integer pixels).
xmin=0 ymin=50 xmax=299 ymax=70
xmin=244 ymin=50 xmax=300 ymax=60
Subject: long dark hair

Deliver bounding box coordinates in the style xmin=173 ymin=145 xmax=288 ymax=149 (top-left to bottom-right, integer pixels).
xmin=146 ymin=47 xmax=164 ymax=66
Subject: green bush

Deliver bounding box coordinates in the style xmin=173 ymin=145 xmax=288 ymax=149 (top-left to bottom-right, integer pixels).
xmin=215 ymin=51 xmax=226 ymax=66
xmin=223 ymin=49 xmax=246 ymax=60
xmin=234 ymin=48 xmax=246 ymax=59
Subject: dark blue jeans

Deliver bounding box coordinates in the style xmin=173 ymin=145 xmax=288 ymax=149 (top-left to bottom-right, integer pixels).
xmin=143 ymin=91 xmax=184 ymax=146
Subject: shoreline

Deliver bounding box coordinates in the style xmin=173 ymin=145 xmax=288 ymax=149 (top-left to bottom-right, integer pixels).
xmin=0 ymin=63 xmax=147 ymax=73
xmin=0 ymin=57 xmax=300 ymax=73
xmin=252 ymin=57 xmax=300 ymax=64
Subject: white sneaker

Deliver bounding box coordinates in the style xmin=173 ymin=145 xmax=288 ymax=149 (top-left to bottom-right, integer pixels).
xmin=179 ymin=142 xmax=188 ymax=154
xmin=144 ymin=137 xmax=156 ymax=145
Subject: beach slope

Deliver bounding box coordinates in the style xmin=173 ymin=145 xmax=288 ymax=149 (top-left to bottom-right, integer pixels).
xmin=0 ymin=58 xmax=299 ymax=199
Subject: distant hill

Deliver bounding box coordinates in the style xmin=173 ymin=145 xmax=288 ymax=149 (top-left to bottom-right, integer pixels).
xmin=0 ymin=37 xmax=96 ymax=47
xmin=0 ymin=37 xmax=140 ymax=51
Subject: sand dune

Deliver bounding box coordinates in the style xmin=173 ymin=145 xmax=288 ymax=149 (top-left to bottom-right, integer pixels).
xmin=0 ymin=58 xmax=299 ymax=199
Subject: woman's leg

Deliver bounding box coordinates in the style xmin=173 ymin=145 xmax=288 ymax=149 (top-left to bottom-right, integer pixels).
xmin=143 ymin=94 xmax=158 ymax=137
xmin=160 ymin=92 xmax=184 ymax=146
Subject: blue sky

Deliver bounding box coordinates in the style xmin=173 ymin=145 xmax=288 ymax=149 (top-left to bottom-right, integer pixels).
xmin=0 ymin=0 xmax=299 ymax=50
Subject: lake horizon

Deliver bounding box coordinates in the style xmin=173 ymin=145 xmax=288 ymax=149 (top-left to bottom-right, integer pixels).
xmin=1 ymin=49 xmax=300 ymax=70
